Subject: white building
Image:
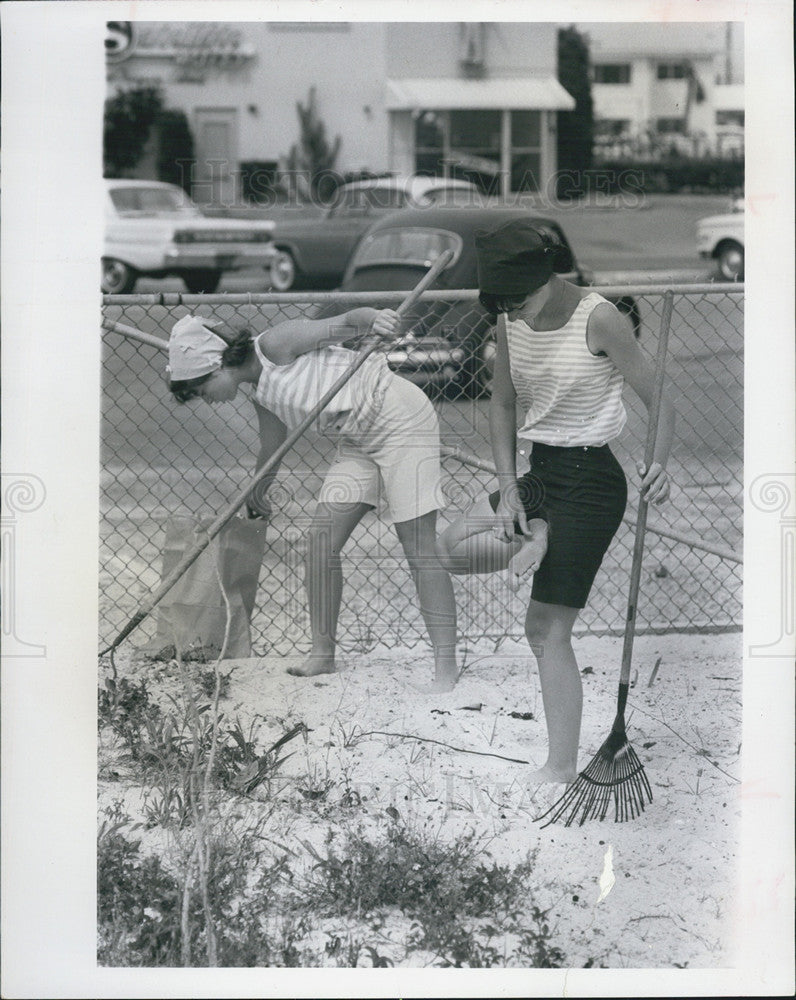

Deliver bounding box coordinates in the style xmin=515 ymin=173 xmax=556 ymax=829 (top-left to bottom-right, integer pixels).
xmin=105 ymin=21 xmax=575 ymax=202
xmin=582 ymin=22 xmax=744 ymax=159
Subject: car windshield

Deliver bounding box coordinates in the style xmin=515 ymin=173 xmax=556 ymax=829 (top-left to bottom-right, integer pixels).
xmin=350 ymin=228 xmax=462 ymax=270
xmin=109 ymin=186 xmax=199 ymax=216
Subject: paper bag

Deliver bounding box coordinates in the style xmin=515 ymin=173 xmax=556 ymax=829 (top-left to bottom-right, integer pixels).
xmin=144 ymin=515 xmax=267 ymax=660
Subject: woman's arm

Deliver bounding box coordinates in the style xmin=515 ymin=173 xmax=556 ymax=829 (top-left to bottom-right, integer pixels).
xmin=489 ymin=315 xmax=527 ymax=537
xmin=258 ymin=308 xmax=400 ymax=365
xmin=588 ymin=301 xmax=676 ymax=504
xmin=245 ymin=402 xmax=288 ymax=518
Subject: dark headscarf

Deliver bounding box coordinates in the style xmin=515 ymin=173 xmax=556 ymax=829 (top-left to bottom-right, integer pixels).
xmin=475 ymin=218 xmax=559 ymax=296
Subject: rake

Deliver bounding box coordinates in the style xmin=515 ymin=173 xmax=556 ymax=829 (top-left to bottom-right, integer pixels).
xmin=100 ymin=249 xmax=454 ymax=657
xmin=536 ymin=289 xmax=674 ymax=828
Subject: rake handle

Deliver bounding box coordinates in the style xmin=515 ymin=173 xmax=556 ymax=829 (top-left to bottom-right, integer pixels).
xmin=101 ymin=250 xmax=454 ymax=654
xmin=101 ymin=317 xmax=169 ymax=351
xmin=618 ymin=289 xmax=674 ymax=690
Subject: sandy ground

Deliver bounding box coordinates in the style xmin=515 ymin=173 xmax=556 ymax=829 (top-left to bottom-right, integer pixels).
xmin=100 ymin=628 xmax=742 ymax=969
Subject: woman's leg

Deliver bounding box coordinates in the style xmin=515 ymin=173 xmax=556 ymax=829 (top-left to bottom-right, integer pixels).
xmin=288 ymin=500 xmax=373 ymax=677
xmin=394 ymin=509 xmax=459 ymax=692
xmin=524 ymin=599 xmax=583 ymax=783
xmin=436 ymin=495 xmax=521 ymax=574
xmin=436 ymin=494 xmax=548 ymax=589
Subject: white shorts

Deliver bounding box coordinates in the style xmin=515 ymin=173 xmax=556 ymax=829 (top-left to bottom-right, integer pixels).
xmin=319 ymin=375 xmax=445 ymax=524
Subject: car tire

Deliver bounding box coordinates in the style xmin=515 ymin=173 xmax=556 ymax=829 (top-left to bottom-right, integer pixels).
xmin=269 ymin=248 xmax=299 ymax=291
xmin=716 ymin=241 xmax=744 ymax=281
xmin=182 ymin=270 xmax=222 ymax=294
xmin=102 ymin=258 xmax=138 ymax=294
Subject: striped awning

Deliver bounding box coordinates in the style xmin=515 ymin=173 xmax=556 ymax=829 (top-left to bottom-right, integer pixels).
xmin=385 ymin=76 xmax=575 ymax=111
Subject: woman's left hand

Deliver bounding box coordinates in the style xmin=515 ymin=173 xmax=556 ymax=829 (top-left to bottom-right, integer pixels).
xmin=637 ymin=461 xmax=671 ymax=505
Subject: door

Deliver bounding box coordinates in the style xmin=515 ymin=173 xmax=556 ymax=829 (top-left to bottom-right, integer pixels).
xmin=193 ymin=108 xmax=238 ymax=205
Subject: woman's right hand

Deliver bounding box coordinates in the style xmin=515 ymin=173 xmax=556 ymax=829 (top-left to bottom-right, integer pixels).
xmin=493 ymin=482 xmax=528 ymax=542
xmin=370 ymin=308 xmax=401 ymax=342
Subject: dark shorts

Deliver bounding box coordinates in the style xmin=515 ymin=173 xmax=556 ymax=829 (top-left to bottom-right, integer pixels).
xmin=489 ymin=442 xmax=627 ymax=609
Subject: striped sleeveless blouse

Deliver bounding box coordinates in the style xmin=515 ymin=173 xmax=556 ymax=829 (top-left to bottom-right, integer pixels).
xmin=506 ymin=291 xmax=627 ymax=448
xmin=253 ymin=336 xmax=393 ymax=437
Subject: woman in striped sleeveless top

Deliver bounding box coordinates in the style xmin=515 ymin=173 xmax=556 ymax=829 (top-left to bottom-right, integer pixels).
xmin=167 ymin=308 xmax=458 ymax=691
xmin=437 ymin=218 xmax=675 ymax=784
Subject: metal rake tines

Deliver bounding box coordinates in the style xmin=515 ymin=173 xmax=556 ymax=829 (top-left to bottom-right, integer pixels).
xmin=535 ymin=740 xmax=653 ymax=828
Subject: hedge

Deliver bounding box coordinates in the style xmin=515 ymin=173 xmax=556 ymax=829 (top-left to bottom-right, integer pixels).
xmin=582 ymin=158 xmax=744 ymax=195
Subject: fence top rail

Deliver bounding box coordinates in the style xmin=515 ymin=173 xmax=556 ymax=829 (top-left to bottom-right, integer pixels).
xmin=102 ymin=282 xmax=744 ymax=308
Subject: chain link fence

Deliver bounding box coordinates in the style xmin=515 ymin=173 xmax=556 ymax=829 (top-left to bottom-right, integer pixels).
xmin=100 ymin=284 xmax=743 ymax=657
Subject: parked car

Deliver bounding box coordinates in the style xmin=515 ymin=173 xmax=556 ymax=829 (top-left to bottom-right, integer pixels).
xmin=103 ymin=179 xmax=277 ymax=294
xmin=268 ymin=174 xmax=480 ymax=291
xmin=321 ymin=206 xmax=640 ymax=397
xmin=696 ymin=203 xmax=744 ymax=281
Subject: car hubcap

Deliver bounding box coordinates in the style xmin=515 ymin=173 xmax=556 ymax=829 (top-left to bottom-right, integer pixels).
xmin=103 ymin=259 xmax=128 ymax=292
xmin=270 ymin=251 xmax=295 ymax=290
xmin=720 ymin=247 xmax=743 ymax=279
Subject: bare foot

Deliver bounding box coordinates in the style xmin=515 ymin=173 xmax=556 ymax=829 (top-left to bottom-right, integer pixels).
xmin=507 ymin=526 xmax=548 ymax=592
xmin=412 ymin=675 xmax=459 ymax=695
xmin=286 ymin=652 xmax=337 ymax=677
xmin=527 ymin=764 xmax=577 ymax=785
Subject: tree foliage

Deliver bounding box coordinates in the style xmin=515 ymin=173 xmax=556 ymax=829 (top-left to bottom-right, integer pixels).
xmin=104 ymin=85 xmax=164 ymax=177
xmin=155 ymin=109 xmax=195 ymax=192
xmin=556 ymin=26 xmax=594 ymax=198
xmin=285 ymin=86 xmax=342 ymax=201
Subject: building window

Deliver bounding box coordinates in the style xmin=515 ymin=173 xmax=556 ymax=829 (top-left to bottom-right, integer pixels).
xmin=510 ymin=110 xmax=541 ymax=193
xmin=415 ymin=109 xmax=504 ymax=191
xmin=412 ymin=108 xmax=544 ymax=195
xmin=716 ymin=110 xmax=745 ymax=127
xmin=656 ymin=117 xmax=686 ymax=134
xmin=593 ymin=64 xmax=631 ymax=84
xmin=657 ymin=62 xmax=688 ymax=80
xmin=448 ymin=109 xmax=502 ymax=193
xmin=414 ymin=111 xmax=447 ymax=178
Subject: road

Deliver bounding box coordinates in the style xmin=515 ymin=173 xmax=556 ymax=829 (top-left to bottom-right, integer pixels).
xmin=130 ymin=193 xmax=735 ymax=294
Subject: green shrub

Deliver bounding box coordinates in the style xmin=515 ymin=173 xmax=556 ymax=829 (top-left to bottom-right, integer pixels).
xmin=98 ymin=674 xmax=161 ymax=754
xmin=285 ymin=86 xmax=342 ymax=201
xmin=303 ymin=820 xmax=565 ymax=967
xmin=98 ymin=671 xmax=283 ymax=794
xmin=155 ymin=110 xmax=195 ymax=192
xmin=585 ymin=158 xmax=744 ymax=195
xmin=97 ymin=823 xmax=183 ymax=965
xmin=104 ymin=85 xmax=163 ymax=177
xmin=240 ymin=160 xmax=279 ymax=205
xmin=98 ymin=811 xmax=294 ymax=966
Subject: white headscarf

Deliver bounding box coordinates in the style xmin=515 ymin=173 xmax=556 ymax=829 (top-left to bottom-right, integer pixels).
xmin=167 ymin=315 xmax=229 ymax=381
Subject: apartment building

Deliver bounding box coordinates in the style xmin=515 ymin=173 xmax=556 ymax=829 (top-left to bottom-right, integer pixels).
xmin=105 ymin=20 xmax=575 ymax=200
xmin=582 ymin=21 xmax=744 ymax=159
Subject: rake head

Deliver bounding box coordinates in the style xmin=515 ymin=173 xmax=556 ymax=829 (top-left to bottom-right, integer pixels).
xmin=535 ymin=727 xmax=653 ymax=828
